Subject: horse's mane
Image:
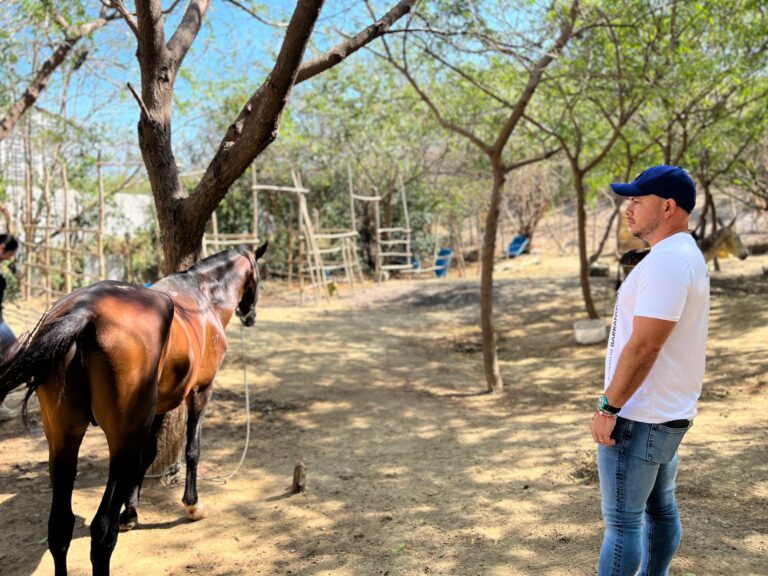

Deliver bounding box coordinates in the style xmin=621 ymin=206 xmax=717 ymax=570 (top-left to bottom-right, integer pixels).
xmin=161 ymin=248 xmax=253 ymax=308
xmin=696 ymin=227 xmax=728 ymax=253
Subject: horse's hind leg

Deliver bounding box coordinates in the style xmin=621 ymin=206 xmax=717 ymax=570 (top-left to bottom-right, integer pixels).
xmin=37 ymin=386 xmax=90 ymax=576
xmin=87 ymin=369 xmax=158 ymax=574
xmin=119 ymin=414 xmax=164 ymax=532
xmin=90 ymin=445 xmax=144 ymax=576
xmin=182 ymin=384 xmax=214 ymax=521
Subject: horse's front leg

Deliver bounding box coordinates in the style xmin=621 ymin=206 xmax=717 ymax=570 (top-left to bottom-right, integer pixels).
xmin=182 ymin=384 xmax=214 ymax=521
xmin=119 ymin=414 xmax=164 ymax=531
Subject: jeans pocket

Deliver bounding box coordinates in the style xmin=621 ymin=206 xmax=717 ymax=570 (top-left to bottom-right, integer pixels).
xmin=646 ymin=423 xmax=691 ymax=463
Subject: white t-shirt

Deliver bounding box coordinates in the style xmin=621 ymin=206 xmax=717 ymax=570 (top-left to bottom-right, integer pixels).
xmin=605 ymin=232 xmax=710 ymax=423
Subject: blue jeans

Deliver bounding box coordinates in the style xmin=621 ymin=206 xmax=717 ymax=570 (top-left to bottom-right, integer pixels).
xmin=597 ymin=416 xmax=692 ymax=576
xmin=0 ymin=321 xmax=14 ymax=353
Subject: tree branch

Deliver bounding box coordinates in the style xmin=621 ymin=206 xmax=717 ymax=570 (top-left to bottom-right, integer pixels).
xmin=503 ymin=146 xmax=562 ymax=174
xmin=135 ymin=0 xmax=167 ymax=69
xmin=223 ymin=0 xmax=288 ymax=28
xmin=295 ymin=0 xmax=417 ymax=84
xmin=168 ymin=0 xmax=211 ymax=68
xmin=417 ymin=40 xmax=516 ymax=110
xmin=190 ymin=0 xmax=326 ymax=225
xmin=492 ymin=0 xmax=580 ymax=157
xmin=0 ymin=13 xmax=115 ymax=142
xmin=372 ymin=21 xmax=492 ymax=154
xmin=127 ymin=82 xmax=150 ymax=119
xmin=106 ymin=0 xmax=139 ymax=37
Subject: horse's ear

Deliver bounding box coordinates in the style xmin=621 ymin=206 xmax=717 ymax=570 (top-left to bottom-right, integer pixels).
xmin=255 ymin=242 xmax=268 ymax=261
xmin=727 ymin=215 xmax=737 ymax=228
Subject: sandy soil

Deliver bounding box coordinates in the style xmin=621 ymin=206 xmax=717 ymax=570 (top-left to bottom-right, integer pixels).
xmin=0 ymin=252 xmax=766 ymax=576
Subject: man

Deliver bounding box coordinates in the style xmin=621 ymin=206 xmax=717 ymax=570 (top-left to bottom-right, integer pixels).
xmin=0 ymin=234 xmax=19 ymax=421
xmin=591 ymin=165 xmax=710 ymax=576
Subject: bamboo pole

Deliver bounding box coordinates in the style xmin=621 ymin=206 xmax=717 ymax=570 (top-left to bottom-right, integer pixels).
xmin=62 ymin=163 xmax=72 ymax=293
xmin=373 ymin=189 xmax=382 ymax=283
xmin=126 ymin=232 xmax=134 ymax=283
xmin=287 ymin=224 xmax=294 ymax=287
xmin=351 ymin=236 xmax=366 ymax=290
xmin=43 ymin=165 xmax=52 ymax=305
xmin=299 ymin=197 xmax=322 ymax=303
xmin=210 ymin=211 xmax=219 ymax=254
xmin=398 ymin=173 xmax=412 ymax=272
xmin=298 ymin=224 xmax=305 ymax=306
xmin=347 ymin=164 xmax=357 ymax=231
xmin=251 ymin=166 xmax=259 ymax=243
xmin=23 ymin=122 xmax=33 ymax=300
xmin=97 ymin=150 xmax=106 ymax=279
xmin=341 ymin=236 xmax=352 ymax=287
xmin=294 ymin=172 xmax=328 ymax=303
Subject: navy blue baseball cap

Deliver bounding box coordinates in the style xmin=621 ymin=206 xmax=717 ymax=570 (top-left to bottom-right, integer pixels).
xmin=610 ymin=165 xmax=696 ymax=213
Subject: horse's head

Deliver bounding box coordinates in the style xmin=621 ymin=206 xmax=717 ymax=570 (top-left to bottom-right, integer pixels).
xmin=235 ymin=242 xmax=268 ymax=327
xmin=722 ymin=220 xmax=749 ymax=261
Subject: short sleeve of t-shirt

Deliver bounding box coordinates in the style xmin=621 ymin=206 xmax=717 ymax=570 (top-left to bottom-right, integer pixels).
xmin=634 ymin=251 xmax=692 ymax=321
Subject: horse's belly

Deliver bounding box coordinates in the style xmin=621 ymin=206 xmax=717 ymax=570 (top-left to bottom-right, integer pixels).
xmin=155 ymin=327 xmax=227 ymax=414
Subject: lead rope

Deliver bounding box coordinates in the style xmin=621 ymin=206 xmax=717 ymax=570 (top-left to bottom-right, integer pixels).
xmin=200 ymin=323 xmax=253 ymax=484
xmin=147 ymin=325 xmax=253 ymax=483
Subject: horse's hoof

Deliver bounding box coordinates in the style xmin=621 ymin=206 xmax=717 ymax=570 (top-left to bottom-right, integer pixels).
xmin=119 ymin=509 xmax=138 ymax=532
xmin=185 ymin=502 xmax=207 ymax=521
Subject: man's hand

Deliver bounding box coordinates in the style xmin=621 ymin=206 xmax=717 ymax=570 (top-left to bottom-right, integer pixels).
xmin=591 ymin=412 xmax=617 ymax=446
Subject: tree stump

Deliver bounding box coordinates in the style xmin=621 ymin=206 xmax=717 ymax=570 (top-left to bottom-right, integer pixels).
xmin=147 ymin=404 xmax=187 ymax=485
xmin=291 ymin=461 xmax=306 ymax=494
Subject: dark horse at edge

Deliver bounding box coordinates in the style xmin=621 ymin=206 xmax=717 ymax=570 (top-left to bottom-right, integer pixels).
xmin=0 ymin=243 xmax=267 ymax=576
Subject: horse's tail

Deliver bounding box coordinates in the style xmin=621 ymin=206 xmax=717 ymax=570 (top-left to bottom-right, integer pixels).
xmin=0 ymin=306 xmax=92 ymax=418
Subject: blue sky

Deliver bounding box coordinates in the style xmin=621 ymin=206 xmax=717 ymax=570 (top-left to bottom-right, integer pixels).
xmin=0 ymin=1 xmax=384 ymax=175
xmin=32 ymin=1 xmax=381 ymax=170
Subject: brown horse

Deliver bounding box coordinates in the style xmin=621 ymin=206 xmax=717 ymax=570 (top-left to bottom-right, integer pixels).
xmin=0 ymin=243 xmax=267 ymax=576
xmin=615 ymin=224 xmax=748 ymax=288
xmin=697 ymin=220 xmax=749 ymax=263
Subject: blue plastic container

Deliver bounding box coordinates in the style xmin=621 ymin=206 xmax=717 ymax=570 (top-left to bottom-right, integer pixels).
xmin=507 ymin=235 xmax=529 ymax=258
xmin=434 ymin=248 xmax=453 ymax=278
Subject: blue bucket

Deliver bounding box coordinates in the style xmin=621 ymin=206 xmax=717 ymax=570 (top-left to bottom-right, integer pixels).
xmin=434 ymin=248 xmax=453 ymax=278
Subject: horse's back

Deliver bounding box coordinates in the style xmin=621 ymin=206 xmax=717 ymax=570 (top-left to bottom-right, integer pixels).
xmin=62 ymin=282 xmax=175 ymax=353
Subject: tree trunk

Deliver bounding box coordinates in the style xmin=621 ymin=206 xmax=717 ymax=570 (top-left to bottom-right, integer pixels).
xmin=575 ymin=175 xmax=599 ymax=319
xmin=149 ymin=407 xmax=188 ymax=483
xmin=695 ymin=184 xmax=714 ymax=238
xmin=589 ymin=201 xmax=621 ymax=264
xmin=449 ymin=214 xmax=466 ymax=277
xmin=137 ymin=75 xmax=202 ymax=478
xmin=481 ymin=162 xmax=505 ymax=393
xmin=133 ymin=0 xmax=414 ymax=478
xmin=145 ymin=194 xmax=201 ymax=482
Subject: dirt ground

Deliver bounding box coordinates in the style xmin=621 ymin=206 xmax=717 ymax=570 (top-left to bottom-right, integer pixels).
xmin=0 ymin=251 xmax=766 ymax=576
